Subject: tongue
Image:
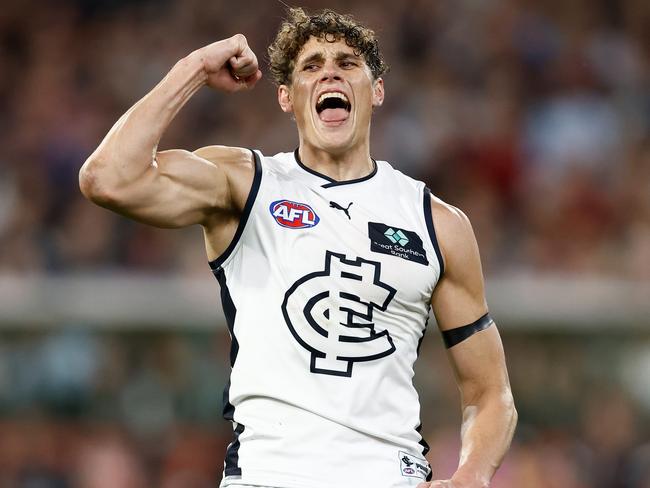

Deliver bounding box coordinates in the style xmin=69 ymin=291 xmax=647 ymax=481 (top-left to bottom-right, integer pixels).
xmin=319 ymin=108 xmax=348 ymax=122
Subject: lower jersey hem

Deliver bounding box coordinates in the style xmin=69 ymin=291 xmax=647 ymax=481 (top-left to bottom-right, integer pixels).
xmin=220 ymin=472 xmax=333 ymax=488
xmin=219 ymin=468 xmax=428 ymax=488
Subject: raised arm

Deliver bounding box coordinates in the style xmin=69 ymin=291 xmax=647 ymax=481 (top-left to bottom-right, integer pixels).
xmin=79 ymin=34 xmax=262 ymax=228
xmin=420 ymin=198 xmax=517 ymax=488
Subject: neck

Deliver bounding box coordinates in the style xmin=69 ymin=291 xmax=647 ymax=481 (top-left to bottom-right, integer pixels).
xmin=298 ymin=141 xmax=373 ymax=182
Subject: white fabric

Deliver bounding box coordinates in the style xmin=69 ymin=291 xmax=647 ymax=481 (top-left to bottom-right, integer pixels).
xmin=215 ymin=151 xmax=442 ymax=488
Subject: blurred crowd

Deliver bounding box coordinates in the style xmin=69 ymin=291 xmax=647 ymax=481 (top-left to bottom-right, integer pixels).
xmin=1 ymin=0 xmax=650 ymax=486
xmin=0 ymin=0 xmax=648 ymax=277
xmin=0 ymin=329 xmax=649 ymax=487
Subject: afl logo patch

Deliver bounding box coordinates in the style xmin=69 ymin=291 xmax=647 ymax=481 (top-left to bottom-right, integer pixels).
xmin=270 ymin=200 xmax=320 ymax=229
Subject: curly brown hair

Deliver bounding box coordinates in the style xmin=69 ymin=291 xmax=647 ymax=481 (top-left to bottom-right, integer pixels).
xmin=268 ymin=7 xmax=388 ymax=86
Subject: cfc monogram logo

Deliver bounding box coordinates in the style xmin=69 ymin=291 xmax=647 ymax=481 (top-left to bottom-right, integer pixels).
xmin=282 ymin=251 xmax=397 ymax=377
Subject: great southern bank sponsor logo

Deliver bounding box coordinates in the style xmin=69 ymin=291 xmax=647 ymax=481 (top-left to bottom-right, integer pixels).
xmin=270 ymin=199 xmax=320 ymax=229
xmin=368 ymin=222 xmax=429 ymax=266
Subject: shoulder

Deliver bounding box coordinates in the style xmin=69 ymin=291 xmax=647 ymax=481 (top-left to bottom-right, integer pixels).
xmin=193 ymin=145 xmax=255 ymax=169
xmin=428 ymin=193 xmax=478 ymax=273
xmin=193 ymin=145 xmax=259 ymax=212
xmin=430 ymin=194 xmax=473 ymax=241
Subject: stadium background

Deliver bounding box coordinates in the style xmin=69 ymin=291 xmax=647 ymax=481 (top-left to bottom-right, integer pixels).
xmin=0 ymin=0 xmax=649 ymax=486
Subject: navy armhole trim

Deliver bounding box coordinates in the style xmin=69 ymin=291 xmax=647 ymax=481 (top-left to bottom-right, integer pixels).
xmin=209 ymin=149 xmax=262 ymax=271
xmin=442 ymin=313 xmax=494 ymax=349
xmin=423 ymin=187 xmax=445 ymax=277
xmin=215 ymin=268 xmax=244 ymax=477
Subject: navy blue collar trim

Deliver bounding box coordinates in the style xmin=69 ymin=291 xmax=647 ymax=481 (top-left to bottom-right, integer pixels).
xmin=293 ymin=148 xmax=377 ymax=188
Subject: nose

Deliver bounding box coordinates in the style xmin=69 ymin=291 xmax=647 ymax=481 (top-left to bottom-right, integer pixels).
xmin=320 ymin=60 xmax=342 ymax=82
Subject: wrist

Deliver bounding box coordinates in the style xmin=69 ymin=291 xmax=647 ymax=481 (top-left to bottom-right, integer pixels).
xmin=178 ymin=50 xmax=209 ymax=85
xmin=450 ymin=474 xmax=489 ymax=488
xmin=450 ymin=482 xmax=489 ymax=488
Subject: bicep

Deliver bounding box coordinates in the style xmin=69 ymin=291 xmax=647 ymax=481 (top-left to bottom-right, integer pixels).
xmin=108 ymin=147 xmax=248 ymax=228
xmin=428 ymin=199 xmax=512 ymax=404
xmin=430 ymin=202 xmax=487 ymax=330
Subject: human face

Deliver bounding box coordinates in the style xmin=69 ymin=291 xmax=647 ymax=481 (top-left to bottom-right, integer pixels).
xmin=277 ymin=36 xmax=384 ymax=156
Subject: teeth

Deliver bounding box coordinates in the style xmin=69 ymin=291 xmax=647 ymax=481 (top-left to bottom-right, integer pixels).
xmin=317 ymin=92 xmax=349 ymax=105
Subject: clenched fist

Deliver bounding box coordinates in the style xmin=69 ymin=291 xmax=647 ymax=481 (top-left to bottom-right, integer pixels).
xmin=194 ymin=34 xmax=262 ymax=92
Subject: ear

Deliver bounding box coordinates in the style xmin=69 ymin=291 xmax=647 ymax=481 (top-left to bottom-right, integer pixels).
xmin=372 ymin=78 xmax=385 ymax=108
xmin=278 ymin=85 xmax=293 ymax=113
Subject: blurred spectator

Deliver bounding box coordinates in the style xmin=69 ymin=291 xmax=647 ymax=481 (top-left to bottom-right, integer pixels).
xmin=0 ymin=0 xmax=648 ymax=277
xmin=73 ymin=430 xmax=147 ymax=488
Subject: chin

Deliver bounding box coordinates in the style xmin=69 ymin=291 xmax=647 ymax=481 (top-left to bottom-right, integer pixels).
xmin=314 ymin=121 xmax=357 ymax=151
xmin=315 ymin=133 xmax=356 ymax=154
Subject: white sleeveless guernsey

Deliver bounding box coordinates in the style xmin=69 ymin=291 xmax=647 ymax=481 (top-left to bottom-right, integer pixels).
xmin=210 ymin=150 xmax=444 ymax=488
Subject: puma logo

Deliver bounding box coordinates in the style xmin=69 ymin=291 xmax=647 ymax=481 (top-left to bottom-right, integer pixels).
xmin=329 ymin=201 xmax=353 ymax=220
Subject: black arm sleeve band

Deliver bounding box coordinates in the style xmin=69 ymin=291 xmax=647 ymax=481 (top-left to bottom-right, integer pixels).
xmin=441 ymin=313 xmax=494 ymax=349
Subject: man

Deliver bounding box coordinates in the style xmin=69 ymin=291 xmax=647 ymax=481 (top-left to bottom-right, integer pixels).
xmin=79 ymin=8 xmax=516 ymax=488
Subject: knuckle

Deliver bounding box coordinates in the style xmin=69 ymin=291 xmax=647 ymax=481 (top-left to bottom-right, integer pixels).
xmin=232 ymin=33 xmax=247 ymax=46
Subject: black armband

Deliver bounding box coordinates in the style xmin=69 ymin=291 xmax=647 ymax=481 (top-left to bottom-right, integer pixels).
xmin=441 ymin=313 xmax=494 ymax=349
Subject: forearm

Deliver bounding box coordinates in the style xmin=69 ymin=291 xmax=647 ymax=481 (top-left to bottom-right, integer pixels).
xmin=451 ymin=390 xmax=517 ymax=488
xmin=81 ymin=51 xmax=207 ymax=189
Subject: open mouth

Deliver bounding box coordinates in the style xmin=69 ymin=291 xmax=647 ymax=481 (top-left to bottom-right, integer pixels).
xmin=316 ymin=92 xmax=351 ymax=123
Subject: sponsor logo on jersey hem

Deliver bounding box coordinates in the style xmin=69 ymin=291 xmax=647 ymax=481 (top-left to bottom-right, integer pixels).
xmin=399 ymin=451 xmax=430 ymax=479
xmin=368 ymin=222 xmax=429 ymax=266
xmin=270 ymin=199 xmax=320 ymax=229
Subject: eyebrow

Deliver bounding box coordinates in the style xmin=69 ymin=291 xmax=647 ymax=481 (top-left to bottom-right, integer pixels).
xmin=299 ymin=52 xmax=325 ymax=66
xmin=298 ymin=51 xmax=362 ymax=67
xmin=335 ymin=52 xmax=361 ymax=62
